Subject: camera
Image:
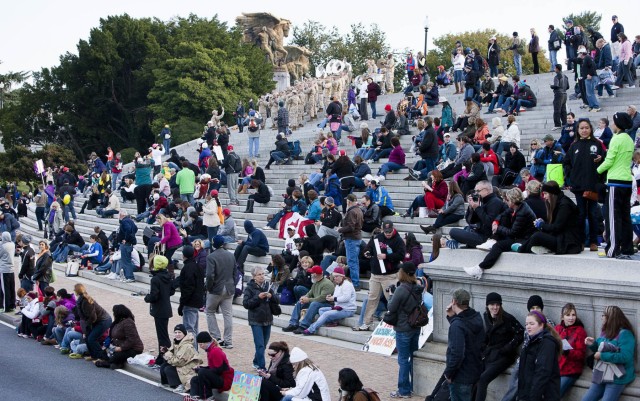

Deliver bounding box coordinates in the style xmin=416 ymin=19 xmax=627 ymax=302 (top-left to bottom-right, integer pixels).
xmin=470 ymin=191 xmax=480 ymax=203
xmin=385 ymin=284 xmax=396 ymax=295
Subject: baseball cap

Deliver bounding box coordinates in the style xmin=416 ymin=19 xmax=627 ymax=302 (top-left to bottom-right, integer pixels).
xmin=383 ymin=221 xmax=394 ymax=234
xmin=364 ymin=174 xmax=374 ymax=182
xmin=308 ymin=266 xmax=323 ymax=275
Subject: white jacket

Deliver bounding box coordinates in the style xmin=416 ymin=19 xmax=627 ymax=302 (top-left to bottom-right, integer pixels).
xmin=106 ymin=194 xmax=121 ymax=212
xmin=285 ymin=366 xmax=331 ymax=401
xmin=453 ymin=54 xmax=465 ymax=71
xmin=202 ymin=199 xmax=221 ymax=228
xmin=333 ymin=280 xmax=356 ymax=312
xmin=22 ymin=298 xmax=41 ymax=319
xmin=502 ymin=122 xmax=521 ymax=147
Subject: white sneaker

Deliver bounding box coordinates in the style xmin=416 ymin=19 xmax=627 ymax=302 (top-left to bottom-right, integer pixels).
xmin=172 ymin=385 xmax=186 ymax=394
xmin=463 ymin=265 xmax=484 ymax=279
xmin=376 ymin=175 xmax=385 ymax=183
xmin=531 ymin=246 xmax=552 ymax=255
xmin=106 ymin=273 xmax=116 ymax=280
xmin=476 ymin=239 xmax=497 ymax=251
xmin=262 ymin=226 xmax=273 ymax=231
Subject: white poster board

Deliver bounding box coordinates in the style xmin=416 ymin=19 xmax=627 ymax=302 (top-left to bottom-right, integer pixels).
xmin=418 ymin=308 xmax=434 ymax=349
xmin=373 ymin=238 xmax=386 ymax=273
xmin=213 ymin=145 xmax=224 ymax=161
xmin=362 ymin=321 xmax=396 ymax=355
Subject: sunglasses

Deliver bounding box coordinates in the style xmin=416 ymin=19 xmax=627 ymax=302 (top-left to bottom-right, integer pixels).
xmin=267 ymin=352 xmax=277 ymax=357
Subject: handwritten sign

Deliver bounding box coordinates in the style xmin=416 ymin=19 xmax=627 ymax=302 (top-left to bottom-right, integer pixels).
xmin=228 ymin=371 xmax=262 ymax=401
xmin=362 ymin=321 xmax=396 ymax=355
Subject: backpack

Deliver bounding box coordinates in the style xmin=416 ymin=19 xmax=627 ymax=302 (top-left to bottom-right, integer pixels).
xmin=517 ymin=39 xmax=526 ymax=56
xmin=407 ymin=290 xmax=430 ymax=328
xmin=248 ymin=118 xmax=259 ymax=133
xmin=374 ymin=83 xmax=381 ymax=96
xmin=360 ymin=389 xmax=382 ymax=401
xmin=227 ymin=152 xmax=242 ymax=173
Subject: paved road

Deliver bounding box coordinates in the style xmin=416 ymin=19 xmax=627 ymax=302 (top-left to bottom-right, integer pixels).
xmin=0 ymin=322 xmax=179 ymax=401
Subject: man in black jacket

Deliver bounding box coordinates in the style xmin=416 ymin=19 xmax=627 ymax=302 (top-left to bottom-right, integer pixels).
xmin=444 ymin=288 xmax=485 ymax=401
xmin=178 ymin=245 xmax=205 ymax=340
xmin=265 ymin=134 xmax=292 ymax=169
xmin=577 ymin=46 xmax=601 ymax=111
xmin=449 ymin=181 xmax=508 ymax=248
xmin=550 ymin=64 xmax=570 ymax=129
xmin=414 ymin=117 xmax=439 ymax=173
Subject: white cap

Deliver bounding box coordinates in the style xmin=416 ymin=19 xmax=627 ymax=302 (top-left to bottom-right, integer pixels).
xmin=577 ymin=46 xmax=588 ymax=54
xmin=201 ymin=143 xmax=208 ymax=148
xmin=364 ymin=174 xmax=374 ymax=182
xmin=289 ymin=347 xmax=308 ymax=363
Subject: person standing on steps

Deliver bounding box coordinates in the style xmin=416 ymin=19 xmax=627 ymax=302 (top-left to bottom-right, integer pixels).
xmin=550 ymin=64 xmax=570 ymax=130
xmin=366 ymin=77 xmax=380 ymax=119
xmin=548 ymin=25 xmax=562 ymax=72
xmin=224 ymin=145 xmax=242 ymax=206
xmin=160 ymin=124 xmax=172 ymax=155
xmin=509 ymin=32 xmax=523 ymax=76
xmin=205 ymin=235 xmax=236 ymax=349
xmin=178 ymin=245 xmax=205 ymax=340
xmin=236 ymin=101 xmax=245 ymax=133
xmin=116 ymin=211 xmax=138 ymax=284
xmin=338 ymin=194 xmax=364 ymax=291
xmin=276 ymin=101 xmax=289 ymax=135
xmin=529 ymin=28 xmax=541 ymax=74
xmin=144 ymin=255 xmax=175 ymax=365
xmin=358 ymin=78 xmax=369 ymax=120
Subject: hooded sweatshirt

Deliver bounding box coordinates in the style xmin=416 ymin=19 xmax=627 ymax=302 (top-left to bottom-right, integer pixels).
xmin=244 ymin=221 xmax=269 ymax=252
xmin=0 ymin=233 xmax=14 ymax=273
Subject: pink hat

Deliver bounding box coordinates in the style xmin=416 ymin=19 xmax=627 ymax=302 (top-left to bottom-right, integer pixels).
xmin=222 ymin=208 xmax=231 ymax=216
xmin=332 ymin=266 xmax=346 ymax=276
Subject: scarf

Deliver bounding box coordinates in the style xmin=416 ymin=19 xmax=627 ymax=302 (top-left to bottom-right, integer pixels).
xmin=268 ymin=352 xmax=284 ymax=376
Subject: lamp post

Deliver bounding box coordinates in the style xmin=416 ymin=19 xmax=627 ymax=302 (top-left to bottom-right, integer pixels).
xmin=0 ymin=82 xmax=4 ymax=110
xmin=423 ymin=16 xmax=430 ymax=59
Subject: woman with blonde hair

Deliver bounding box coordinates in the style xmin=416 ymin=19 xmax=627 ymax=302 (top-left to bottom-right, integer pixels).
xmin=73 ymin=283 xmax=112 ymax=361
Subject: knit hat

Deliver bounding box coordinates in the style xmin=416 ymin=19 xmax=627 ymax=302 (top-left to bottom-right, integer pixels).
xmin=182 ymin=245 xmax=195 ymax=259
xmin=196 ymin=331 xmax=213 ymax=343
xmin=384 ymin=104 xmax=392 ymax=112
xmin=227 ymin=145 xmax=234 ymax=151
xmin=151 ymin=255 xmax=169 ymax=271
xmin=324 ymin=196 xmax=335 ymax=206
xmin=332 ymin=266 xmax=346 ymax=276
xmin=174 ymin=324 xmax=188 ymax=336
xmin=400 ymin=262 xmax=417 ymax=275
xmin=222 ymin=208 xmax=231 ymax=216
xmin=212 ymin=235 xmax=225 ymax=249
xmin=527 ymin=295 xmax=544 ymax=311
xmin=210 ymin=189 xmax=218 ymax=197
xmin=289 ymin=347 xmax=308 ymax=363
xmin=613 ymin=112 xmax=633 ymax=131
xmin=486 ymin=292 xmax=503 ymax=305
xmin=517 ymin=81 xmax=526 ymax=87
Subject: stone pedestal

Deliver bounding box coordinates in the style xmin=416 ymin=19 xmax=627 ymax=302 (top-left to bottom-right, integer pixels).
xmin=273 ymin=67 xmax=290 ymax=92
xmin=413 ymin=249 xmax=640 ymax=400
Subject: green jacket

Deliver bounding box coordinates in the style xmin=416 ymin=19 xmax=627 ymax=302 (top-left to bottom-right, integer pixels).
xmin=589 ymin=329 xmax=636 ymax=384
xmin=597 ymin=132 xmax=633 ymax=184
xmin=175 ymin=168 xmax=196 ymax=195
xmin=305 ymin=277 xmax=335 ymax=303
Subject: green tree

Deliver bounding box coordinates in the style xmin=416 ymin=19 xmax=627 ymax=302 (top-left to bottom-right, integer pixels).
xmin=562 ymin=11 xmax=602 ymax=33
xmin=290 ymin=21 xmax=336 ymax=76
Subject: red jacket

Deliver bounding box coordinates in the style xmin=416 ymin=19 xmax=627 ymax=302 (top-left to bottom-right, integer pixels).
xmin=555 ymin=322 xmax=587 ymax=376
xmin=480 ymin=150 xmax=500 ymax=174
xmin=151 ymin=197 xmax=169 ymax=217
xmin=206 ymin=345 xmax=234 ymax=391
xmin=425 ymin=180 xmax=449 ymax=204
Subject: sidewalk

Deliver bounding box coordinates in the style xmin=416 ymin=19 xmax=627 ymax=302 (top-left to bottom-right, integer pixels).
xmin=2 ymin=273 xmax=400 ymax=398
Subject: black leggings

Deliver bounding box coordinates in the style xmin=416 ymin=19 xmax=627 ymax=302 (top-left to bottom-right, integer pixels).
xmin=190 ymin=368 xmax=224 ymax=398
xmin=110 ymin=349 xmax=140 ymax=366
xmin=519 ymin=232 xmax=557 ymax=253
xmin=474 ymin=356 xmax=514 ymax=401
xmin=161 ymin=363 xmax=182 ymax=387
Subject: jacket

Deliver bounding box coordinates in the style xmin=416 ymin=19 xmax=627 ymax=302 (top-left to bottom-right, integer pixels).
xmin=244 ymin=220 xmax=269 ymax=252
xmin=517 ymin=330 xmax=561 ymax=401
xmin=419 ymin=127 xmax=439 ymax=159
xmin=495 ymin=202 xmax=536 ymax=240
xmin=525 ymin=195 xmax=547 ymax=220
xmin=301 ymin=224 xmax=324 ymax=264
xmin=467 ymin=193 xmax=509 ymax=239
xmin=579 ymin=55 xmax=597 ymax=80
xmin=440 ymin=141 xmax=457 ymax=162
xmin=455 ymin=143 xmax=474 ymax=167
xmin=588 ymin=329 xmax=636 ymax=384
xmin=487 ymin=42 xmax=500 ymax=65
xmin=386 ymin=282 xmax=423 ymax=332
xmin=285 ymin=366 xmax=331 ymax=401
xmin=134 ymin=160 xmax=154 ymax=186
xmin=388 ymin=146 xmax=405 ymax=165
xmin=370 ymin=185 xmax=394 ymax=210
xmin=116 ymin=217 xmax=138 ymax=245
xmin=332 ymin=280 xmax=357 ymax=312
xmin=367 ymin=82 xmax=379 ymax=102
xmin=504 ymin=150 xmax=526 ymax=173
xmin=179 ymin=258 xmax=205 ymax=309
xmin=442 ymin=194 xmax=465 ymax=216
xmin=176 ymin=168 xmax=196 ymax=195
xmin=18 ymin=245 xmax=35 ymax=280
xmin=305 ymin=277 xmax=335 ymax=303
xmin=274 ymin=138 xmax=291 ymax=157
xmin=339 ymin=205 xmax=363 ymax=240
xmin=596 ymin=44 xmax=613 ymax=69
xmin=445 ymin=308 xmax=485 ymax=384
xmin=555 ymin=322 xmax=587 ymax=376
xmin=0 ymin=241 xmax=13 ymax=274
xmin=548 ymin=30 xmax=561 ymax=50
xmin=482 ymin=310 xmax=524 ymax=363
xmin=563 ymin=137 xmax=606 ymax=192
xmin=479 ymin=149 xmax=499 ymax=173
xmin=319 ymin=207 xmax=342 ymax=229
xmin=503 ymin=122 xmax=521 ymax=147
xmin=366 ymin=230 xmax=405 ymax=275
xmin=495 ymin=82 xmax=514 ymax=98
xmin=206 ymin=248 xmax=236 ymax=296
xmin=33 ymin=252 xmax=53 ymax=283
xmin=242 ymin=279 xmax=278 ymax=326
xmin=160 ymin=221 xmax=183 ymax=248
xmin=164 ymin=333 xmax=201 ymax=390
xmin=597 ymin=132 xmax=634 ymax=185
xmin=361 ymin=203 xmax=380 ymax=226
xmin=203 ymin=198 xmax=222 ymax=228
xmin=204 ymin=344 xmax=234 ymax=391
xmin=265 ymin=354 xmax=296 ymax=389
xmin=551 ymin=72 xmax=570 ymax=95
xmin=218 ymin=216 xmax=236 ymax=240
xmin=538 ymin=194 xmax=583 ymax=254
xmin=426 ymin=180 xmax=448 ymax=204
xmin=76 ymin=295 xmax=111 ymax=334
xmin=382 ymin=112 xmax=397 ymax=131
xmin=110 ymin=317 xmax=144 ymax=353
xmin=516 ymin=86 xmax=537 ymax=106
xmin=144 ymin=270 xmax=175 ymax=319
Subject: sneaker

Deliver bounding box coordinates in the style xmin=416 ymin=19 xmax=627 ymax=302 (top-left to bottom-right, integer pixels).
xmin=611 ymin=85 xmax=619 ymax=90
xmin=302 ymin=329 xmax=314 ymax=336
xmin=60 ymin=348 xmax=71 ymax=354
xmin=107 ymin=273 xmax=117 ymax=280
xmin=172 ymin=385 xmax=186 ymax=394
xmin=445 ymin=239 xmax=460 ymax=249
xmin=54 ymin=344 xmax=61 ymax=349
xmin=616 ymin=254 xmax=633 ymax=260
xmin=68 ymin=353 xmax=83 ymax=359
xmin=476 ymin=239 xmax=496 ymax=251
xmin=590 ymin=107 xmax=601 ymax=112
xmin=608 ymin=94 xmax=616 ymax=98
xmin=551 ymin=126 xmax=561 ymax=131
xmin=123 ymin=279 xmax=135 ymax=283
xmin=390 ymin=391 xmax=411 ymax=398
xmin=221 ymin=343 xmax=233 ymax=349
xmin=463 ymin=265 xmax=483 ymax=280
xmin=262 ymin=226 xmax=274 ymax=231
xmin=293 ymin=327 xmax=306 ymax=335
xmin=580 ymin=104 xmax=589 ymax=109
xmin=408 ymin=169 xmax=420 ymax=181
xmin=282 ymin=325 xmax=298 ymax=332
xmin=511 ymin=243 xmax=522 ymax=252
xmin=352 ymin=324 xmax=370 ymax=331
xmin=531 ymin=246 xmax=551 ymax=255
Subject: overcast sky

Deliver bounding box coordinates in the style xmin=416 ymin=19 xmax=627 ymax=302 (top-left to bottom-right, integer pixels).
xmin=2 ymin=0 xmax=639 ymax=75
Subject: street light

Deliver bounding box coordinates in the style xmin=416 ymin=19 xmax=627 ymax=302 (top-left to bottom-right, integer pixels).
xmin=423 ymin=16 xmax=430 ymax=59
xmin=0 ymin=82 xmax=4 ymax=110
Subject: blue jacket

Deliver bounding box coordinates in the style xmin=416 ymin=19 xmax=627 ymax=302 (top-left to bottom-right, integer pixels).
xmin=354 ymin=163 xmax=371 ymax=178
xmin=83 ymin=242 xmax=103 ymax=261
xmin=596 ymin=44 xmax=613 ymax=68
xmin=323 ymin=174 xmax=342 ymax=207
xmin=445 ymin=308 xmax=485 ymax=384
xmin=135 ymin=160 xmax=154 ymax=186
xmin=589 ymin=329 xmax=636 ymax=385
xmin=440 ymin=142 xmax=457 ymax=162
xmin=307 ymin=199 xmax=322 ymax=220
xmin=244 ymin=220 xmax=269 ymax=252
xmin=292 ymin=198 xmax=307 ymax=215
xmin=93 ymin=158 xmax=107 ymax=174
xmin=116 ymin=217 xmax=138 ymax=245
xmin=371 ymin=185 xmax=394 ymax=210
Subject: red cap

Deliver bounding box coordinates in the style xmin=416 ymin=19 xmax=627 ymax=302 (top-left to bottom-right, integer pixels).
xmin=222 ymin=208 xmax=231 ymax=216
xmin=338 ymin=150 xmax=347 ymax=156
xmin=384 ymin=104 xmax=392 ymax=112
xmin=308 ymin=266 xmax=323 ymax=275
xmin=210 ymin=190 xmax=218 ymax=197
xmin=227 ymin=145 xmax=234 ymax=151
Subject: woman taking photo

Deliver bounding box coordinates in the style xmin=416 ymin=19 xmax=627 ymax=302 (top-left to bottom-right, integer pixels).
xmin=160 ymin=324 xmax=201 ymax=394
xmin=475 ymin=292 xmax=524 ymax=401
xmin=243 ymin=266 xmax=279 ymax=371
xmin=517 ymin=311 xmax=562 ymax=401
xmin=74 ymin=283 xmax=112 ymax=361
xmin=582 ymin=306 xmax=636 ymax=401
xmin=384 ymin=262 xmax=423 ymax=399
xmin=563 ymin=118 xmax=606 ymax=251
xmin=95 ymin=304 xmax=144 ymax=370
xmin=554 ymin=303 xmax=587 ymax=397
xmin=258 ymin=341 xmax=296 ymax=401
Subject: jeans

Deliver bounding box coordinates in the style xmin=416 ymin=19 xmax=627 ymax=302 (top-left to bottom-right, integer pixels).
xmin=513 ymin=53 xmax=522 ymax=76
xmin=574 ymin=192 xmax=599 ymax=244
xmin=267 ymin=210 xmax=284 ymax=229
xmin=63 ymin=199 xmax=77 ymax=221
xmin=53 ymin=326 xmax=67 ymax=344
xmin=615 ymin=61 xmax=633 ymax=87
xmin=488 ymin=95 xmax=504 ymax=113
xmin=289 ymin=300 xmax=331 ymax=328
xmin=585 ymin=77 xmax=600 ymax=108
xmin=163 ymin=138 xmax=171 ymax=155
xmin=414 ymin=157 xmax=437 ymax=174
xmin=581 ymin=382 xmax=626 ymax=401
xmin=248 ymin=137 xmax=260 ymax=158
xmin=495 ymin=141 xmax=513 ymax=156
xmin=87 ymin=317 xmax=112 ymax=359
xmin=307 ymin=307 xmax=354 ymax=333
xmin=369 ymin=101 xmax=377 ymax=119
xmin=120 ymin=244 xmax=135 ymax=280
xmin=181 ymin=193 xmax=194 ymax=204
xmin=293 ymin=285 xmax=310 ymax=300
xmin=559 ymin=375 xmax=578 ymax=398
xmin=378 ymin=162 xmax=404 ymax=177
xmin=308 ymin=172 xmax=323 ymax=185
xmin=509 ymin=99 xmax=535 ymax=114
xmin=182 ymin=306 xmax=200 ymax=341
xmin=597 ymin=83 xmax=614 ymax=96
xmin=270 ymin=151 xmax=287 ymax=163
xmin=344 ymin=239 xmax=361 ymax=287
xmin=237 ymin=117 xmax=244 ymax=132
xmin=96 ymin=207 xmax=118 ymax=218
xmin=206 ymin=293 xmax=233 ymax=344
xmin=372 ymin=148 xmax=392 ymax=162
xmin=60 ymin=328 xmax=82 ymax=349
xmin=395 ymin=329 xmax=420 ymax=395
xmin=357 ymin=296 xmax=387 ymax=325
xmin=35 ymin=206 xmax=45 ymax=230
xmin=549 ymin=50 xmax=558 ymax=71
xmin=335 ymin=124 xmax=351 ymax=142
xmin=489 ymin=64 xmax=498 ymax=77
xmin=206 ymin=226 xmax=218 ymax=249
xmin=566 ymin=45 xmax=575 ymax=70
xmin=250 ymin=325 xmax=271 ymax=369
xmin=450 ymin=382 xmax=473 ymax=401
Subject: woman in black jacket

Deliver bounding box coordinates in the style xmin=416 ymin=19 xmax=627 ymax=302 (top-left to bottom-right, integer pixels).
xmin=258 ymin=341 xmax=296 ymax=401
xmin=242 ymin=266 xmax=279 ymax=371
xmin=493 ymin=144 xmax=526 ymax=187
xmin=563 ymin=119 xmax=605 ymax=251
xmin=144 ymin=256 xmax=175 ymax=363
xmin=301 ymin=225 xmax=324 ymax=264
xmin=517 ymin=311 xmax=562 ymax=401
xmin=517 ymin=181 xmax=583 ymax=255
xmin=458 ymin=153 xmax=487 ymax=196
xmin=475 ymin=292 xmax=524 ymax=401
xmin=248 ymin=179 xmax=271 ymax=205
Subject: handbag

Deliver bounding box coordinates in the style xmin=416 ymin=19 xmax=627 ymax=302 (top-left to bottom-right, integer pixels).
xmin=552 ymin=40 xmax=561 ymax=50
xmin=269 ymin=299 xmax=282 ymax=316
xmin=583 ymin=191 xmax=599 ymax=202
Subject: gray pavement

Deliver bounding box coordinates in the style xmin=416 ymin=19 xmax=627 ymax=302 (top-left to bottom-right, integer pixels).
xmin=0 ymin=322 xmax=178 ymax=401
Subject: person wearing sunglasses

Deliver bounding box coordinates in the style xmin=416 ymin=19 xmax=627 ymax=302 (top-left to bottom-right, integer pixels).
xmin=258 ymin=341 xmax=296 ymax=401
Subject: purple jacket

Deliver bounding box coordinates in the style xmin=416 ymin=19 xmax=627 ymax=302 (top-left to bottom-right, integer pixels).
xmin=160 ymin=222 xmax=183 ymax=248
xmin=388 ymin=146 xmax=406 ymax=165
xmin=404 ymin=244 xmax=425 ymax=266
xmin=57 ymin=295 xmax=77 ymax=313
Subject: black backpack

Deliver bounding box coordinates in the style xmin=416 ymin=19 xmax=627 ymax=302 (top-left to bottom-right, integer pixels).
xmin=228 ymin=152 xmax=242 ymax=173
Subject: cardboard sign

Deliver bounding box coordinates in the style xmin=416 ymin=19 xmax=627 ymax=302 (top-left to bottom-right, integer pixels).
xmin=228 ymin=371 xmax=262 ymax=401
xmin=418 ymin=308 xmax=434 ymax=349
xmin=362 ymin=321 xmax=396 ymax=355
